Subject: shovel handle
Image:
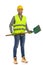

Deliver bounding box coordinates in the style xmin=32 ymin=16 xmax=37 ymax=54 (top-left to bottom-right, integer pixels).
xmin=5 ymin=31 xmax=33 ymax=36
xmin=5 ymin=34 xmax=12 ymax=36
xmin=5 ymin=32 xmax=28 ymax=36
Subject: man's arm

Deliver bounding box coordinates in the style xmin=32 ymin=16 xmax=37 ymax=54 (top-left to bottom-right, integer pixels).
xmin=9 ymin=16 xmax=15 ymax=33
xmin=26 ymin=24 xmax=33 ymax=33
xmin=26 ymin=24 xmax=30 ymax=32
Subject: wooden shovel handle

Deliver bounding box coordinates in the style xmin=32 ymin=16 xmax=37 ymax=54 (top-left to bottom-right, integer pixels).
xmin=5 ymin=32 xmax=28 ymax=36
xmin=6 ymin=34 xmax=12 ymax=36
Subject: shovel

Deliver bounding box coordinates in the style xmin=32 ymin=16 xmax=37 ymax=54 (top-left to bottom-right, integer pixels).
xmin=5 ymin=25 xmax=41 ymax=36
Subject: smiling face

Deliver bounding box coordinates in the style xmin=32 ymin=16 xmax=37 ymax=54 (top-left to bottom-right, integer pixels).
xmin=17 ymin=9 xmax=23 ymax=15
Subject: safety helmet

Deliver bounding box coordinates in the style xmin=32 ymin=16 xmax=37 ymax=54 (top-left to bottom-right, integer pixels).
xmin=17 ymin=5 xmax=23 ymax=10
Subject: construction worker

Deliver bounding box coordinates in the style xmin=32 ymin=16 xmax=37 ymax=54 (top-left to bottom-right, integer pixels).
xmin=9 ymin=5 xmax=32 ymax=64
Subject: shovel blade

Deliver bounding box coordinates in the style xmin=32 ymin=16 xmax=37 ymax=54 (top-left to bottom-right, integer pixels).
xmin=33 ymin=25 xmax=41 ymax=34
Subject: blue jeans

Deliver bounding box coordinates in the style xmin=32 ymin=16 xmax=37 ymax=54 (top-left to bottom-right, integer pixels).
xmin=13 ymin=34 xmax=25 ymax=57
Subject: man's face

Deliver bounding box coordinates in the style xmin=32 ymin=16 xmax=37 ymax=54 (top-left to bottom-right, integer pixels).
xmin=17 ymin=9 xmax=23 ymax=15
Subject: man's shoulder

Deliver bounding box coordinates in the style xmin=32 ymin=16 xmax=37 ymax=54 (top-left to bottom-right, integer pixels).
xmin=13 ymin=16 xmax=15 ymax=18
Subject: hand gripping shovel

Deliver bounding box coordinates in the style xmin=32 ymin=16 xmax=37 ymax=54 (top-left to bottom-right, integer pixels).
xmin=5 ymin=25 xmax=41 ymax=36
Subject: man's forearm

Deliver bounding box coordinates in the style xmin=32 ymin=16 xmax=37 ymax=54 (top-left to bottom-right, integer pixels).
xmin=26 ymin=24 xmax=30 ymax=32
xmin=9 ymin=25 xmax=12 ymax=33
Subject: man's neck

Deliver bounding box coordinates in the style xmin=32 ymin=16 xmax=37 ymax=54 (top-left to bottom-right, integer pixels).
xmin=18 ymin=13 xmax=22 ymax=16
xmin=18 ymin=14 xmax=23 ymax=20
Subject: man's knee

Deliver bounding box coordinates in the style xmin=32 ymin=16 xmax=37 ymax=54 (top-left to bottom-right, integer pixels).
xmin=14 ymin=44 xmax=18 ymax=49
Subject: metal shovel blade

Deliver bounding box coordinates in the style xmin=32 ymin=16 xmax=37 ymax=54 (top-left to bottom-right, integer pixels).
xmin=33 ymin=25 xmax=41 ymax=34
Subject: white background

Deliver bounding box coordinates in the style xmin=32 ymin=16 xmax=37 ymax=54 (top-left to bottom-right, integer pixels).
xmin=0 ymin=0 xmax=43 ymax=65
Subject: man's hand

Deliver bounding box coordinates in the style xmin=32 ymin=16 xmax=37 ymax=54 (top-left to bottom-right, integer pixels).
xmin=28 ymin=30 xmax=33 ymax=34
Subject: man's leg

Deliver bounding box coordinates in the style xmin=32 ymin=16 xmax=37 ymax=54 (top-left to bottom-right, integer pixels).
xmin=13 ymin=35 xmax=20 ymax=64
xmin=20 ymin=34 xmax=25 ymax=57
xmin=20 ymin=34 xmax=28 ymax=63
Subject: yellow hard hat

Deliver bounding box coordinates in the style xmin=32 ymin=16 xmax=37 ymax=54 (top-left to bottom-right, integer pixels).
xmin=17 ymin=5 xmax=23 ymax=10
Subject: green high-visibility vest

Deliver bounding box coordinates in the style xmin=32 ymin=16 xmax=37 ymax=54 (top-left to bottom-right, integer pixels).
xmin=12 ymin=14 xmax=26 ymax=35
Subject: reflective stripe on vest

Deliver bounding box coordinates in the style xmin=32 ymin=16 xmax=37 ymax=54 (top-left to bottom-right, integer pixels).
xmin=13 ymin=28 xmax=26 ymax=30
xmin=13 ymin=24 xmax=26 ymax=27
xmin=12 ymin=14 xmax=26 ymax=34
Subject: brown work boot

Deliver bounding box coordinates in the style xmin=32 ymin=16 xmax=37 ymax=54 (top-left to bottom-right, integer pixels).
xmin=13 ymin=57 xmax=18 ymax=64
xmin=21 ymin=56 xmax=28 ymax=63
